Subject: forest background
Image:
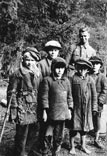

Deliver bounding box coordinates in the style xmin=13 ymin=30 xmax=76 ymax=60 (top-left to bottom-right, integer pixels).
xmin=0 ymin=0 xmax=107 ymax=78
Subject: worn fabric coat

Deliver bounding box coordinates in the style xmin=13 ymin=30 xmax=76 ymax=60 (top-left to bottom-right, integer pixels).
xmin=69 ymin=73 xmax=97 ymax=132
xmin=37 ymin=57 xmax=52 ymax=78
xmin=91 ymin=72 xmax=107 ymax=110
xmin=41 ymin=76 xmax=73 ymax=121
xmin=40 ymin=57 xmax=73 ymax=121
xmin=7 ymin=65 xmax=41 ymax=125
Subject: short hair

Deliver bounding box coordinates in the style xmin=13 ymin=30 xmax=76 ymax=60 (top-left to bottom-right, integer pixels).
xmin=79 ymin=26 xmax=90 ymax=35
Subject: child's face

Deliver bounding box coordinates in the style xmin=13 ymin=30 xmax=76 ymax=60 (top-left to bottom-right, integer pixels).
xmin=23 ymin=52 xmax=36 ymax=70
xmin=54 ymin=67 xmax=65 ymax=79
xmin=77 ymin=66 xmax=88 ymax=77
xmin=93 ymin=63 xmax=101 ymax=74
xmin=48 ymin=48 xmax=59 ymax=60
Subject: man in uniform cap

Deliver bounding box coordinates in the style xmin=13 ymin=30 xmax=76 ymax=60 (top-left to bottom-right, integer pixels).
xmin=68 ymin=58 xmax=97 ymax=155
xmin=89 ymin=56 xmax=107 ymax=149
xmin=7 ymin=47 xmax=41 ymax=156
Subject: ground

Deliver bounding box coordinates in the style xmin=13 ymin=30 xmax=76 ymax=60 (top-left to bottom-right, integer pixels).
xmin=0 ymin=85 xmax=107 ymax=156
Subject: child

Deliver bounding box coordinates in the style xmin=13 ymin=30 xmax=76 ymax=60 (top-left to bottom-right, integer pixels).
xmin=7 ymin=47 xmax=41 ymax=156
xmin=38 ymin=40 xmax=62 ymax=78
xmin=37 ymin=40 xmax=62 ymax=153
xmin=89 ymin=56 xmax=107 ymax=149
xmin=41 ymin=57 xmax=73 ymax=156
xmin=69 ymin=58 xmax=97 ymax=155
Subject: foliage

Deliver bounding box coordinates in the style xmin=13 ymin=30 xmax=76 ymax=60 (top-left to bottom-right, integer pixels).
xmin=0 ymin=0 xmax=107 ymax=77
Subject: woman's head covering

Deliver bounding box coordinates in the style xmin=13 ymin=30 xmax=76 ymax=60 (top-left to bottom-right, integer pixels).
xmin=22 ymin=47 xmax=41 ymax=61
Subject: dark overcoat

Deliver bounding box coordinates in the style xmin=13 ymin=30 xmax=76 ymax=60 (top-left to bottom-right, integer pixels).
xmin=37 ymin=57 xmax=52 ymax=78
xmin=41 ymin=75 xmax=73 ymax=121
xmin=7 ymin=65 xmax=41 ymax=125
xmin=69 ymin=73 xmax=97 ymax=132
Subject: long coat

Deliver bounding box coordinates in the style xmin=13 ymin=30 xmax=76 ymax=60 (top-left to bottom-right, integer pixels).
xmin=7 ymin=65 xmax=41 ymax=125
xmin=41 ymin=75 xmax=73 ymax=121
xmin=69 ymin=73 xmax=97 ymax=132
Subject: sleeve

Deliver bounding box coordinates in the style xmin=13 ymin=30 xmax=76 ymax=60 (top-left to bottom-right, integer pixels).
xmin=90 ymin=77 xmax=98 ymax=112
xmin=7 ymin=73 xmax=18 ymax=108
xmin=98 ymin=75 xmax=107 ymax=105
xmin=65 ymin=44 xmax=76 ymax=65
xmin=7 ymin=73 xmax=19 ymax=121
xmin=67 ymin=78 xmax=73 ymax=109
xmin=40 ymin=77 xmax=50 ymax=109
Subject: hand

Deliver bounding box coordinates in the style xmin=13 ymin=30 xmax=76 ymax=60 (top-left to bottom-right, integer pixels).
xmin=43 ymin=110 xmax=47 ymax=122
xmin=68 ymin=109 xmax=72 ymax=120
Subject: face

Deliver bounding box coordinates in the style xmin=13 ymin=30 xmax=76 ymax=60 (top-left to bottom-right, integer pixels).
xmin=93 ymin=63 xmax=101 ymax=74
xmin=54 ymin=67 xmax=65 ymax=79
xmin=48 ymin=48 xmax=59 ymax=60
xmin=77 ymin=66 xmax=88 ymax=77
xmin=23 ymin=52 xmax=36 ymax=69
xmin=79 ymin=31 xmax=90 ymax=44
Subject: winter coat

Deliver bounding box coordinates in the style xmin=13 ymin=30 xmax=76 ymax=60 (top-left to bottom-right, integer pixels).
xmin=7 ymin=65 xmax=41 ymax=125
xmin=69 ymin=73 xmax=97 ymax=132
xmin=40 ymin=57 xmax=73 ymax=121
xmin=91 ymin=72 xmax=107 ymax=111
xmin=37 ymin=57 xmax=52 ymax=79
xmin=41 ymin=75 xmax=73 ymax=121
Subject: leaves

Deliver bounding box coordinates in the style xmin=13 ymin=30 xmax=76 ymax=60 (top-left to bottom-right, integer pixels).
xmin=0 ymin=0 xmax=107 ymax=77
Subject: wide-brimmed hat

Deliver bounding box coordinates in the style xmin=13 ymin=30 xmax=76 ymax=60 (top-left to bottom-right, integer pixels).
xmin=89 ymin=56 xmax=103 ymax=66
xmin=22 ymin=47 xmax=41 ymax=61
xmin=44 ymin=40 xmax=62 ymax=52
xmin=75 ymin=58 xmax=93 ymax=69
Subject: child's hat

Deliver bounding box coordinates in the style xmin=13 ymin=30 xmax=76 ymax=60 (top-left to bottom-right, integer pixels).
xmin=89 ymin=56 xmax=103 ymax=65
xmin=75 ymin=58 xmax=93 ymax=69
xmin=44 ymin=40 xmax=62 ymax=51
xmin=22 ymin=47 xmax=41 ymax=61
xmin=51 ymin=57 xmax=66 ymax=71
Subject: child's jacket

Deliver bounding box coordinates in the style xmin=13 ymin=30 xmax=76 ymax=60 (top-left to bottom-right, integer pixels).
xmin=7 ymin=65 xmax=41 ymax=125
xmin=69 ymin=73 xmax=97 ymax=131
xmin=41 ymin=75 xmax=73 ymax=121
xmin=91 ymin=72 xmax=107 ymax=111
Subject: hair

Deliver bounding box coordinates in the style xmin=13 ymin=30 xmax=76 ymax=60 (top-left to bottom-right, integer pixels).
xmin=79 ymin=26 xmax=90 ymax=36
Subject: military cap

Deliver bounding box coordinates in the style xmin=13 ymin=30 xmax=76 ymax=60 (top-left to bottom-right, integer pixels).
xmin=23 ymin=47 xmax=41 ymax=61
xmin=75 ymin=58 xmax=93 ymax=69
xmin=44 ymin=40 xmax=62 ymax=52
xmin=89 ymin=56 xmax=103 ymax=66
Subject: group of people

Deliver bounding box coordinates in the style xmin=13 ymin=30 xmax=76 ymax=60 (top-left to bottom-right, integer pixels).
xmin=7 ymin=27 xmax=107 ymax=156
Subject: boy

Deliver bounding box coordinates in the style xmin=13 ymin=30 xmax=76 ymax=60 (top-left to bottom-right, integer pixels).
xmin=69 ymin=58 xmax=97 ymax=155
xmin=41 ymin=57 xmax=73 ymax=156
xmin=7 ymin=47 xmax=41 ymax=156
xmin=38 ymin=40 xmax=62 ymax=78
xmin=89 ymin=56 xmax=107 ymax=149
